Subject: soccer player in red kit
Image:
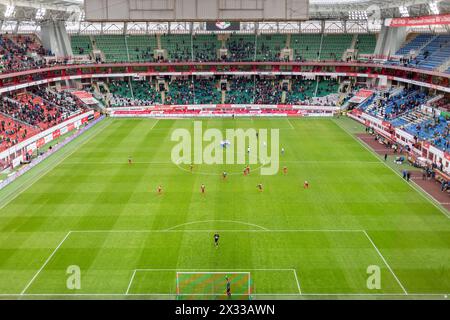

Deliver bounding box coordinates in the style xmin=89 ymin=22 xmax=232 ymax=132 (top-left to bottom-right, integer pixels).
xmin=201 ymin=184 xmax=206 ymax=194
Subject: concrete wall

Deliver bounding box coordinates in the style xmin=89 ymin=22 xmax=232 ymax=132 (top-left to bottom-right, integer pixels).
xmin=375 ymin=25 xmax=407 ymax=57
xmin=40 ymin=20 xmax=73 ymax=57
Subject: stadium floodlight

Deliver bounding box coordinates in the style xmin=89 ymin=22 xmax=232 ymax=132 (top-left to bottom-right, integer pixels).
xmin=35 ymin=8 xmax=46 ymax=20
xmin=399 ymin=6 xmax=410 ymax=17
xmin=4 ymin=5 xmax=15 ymax=18
xmin=348 ymin=10 xmax=368 ymax=20
xmin=429 ymin=1 xmax=440 ymax=15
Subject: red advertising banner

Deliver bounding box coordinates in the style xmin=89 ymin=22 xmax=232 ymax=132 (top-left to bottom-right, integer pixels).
xmin=382 ymin=121 xmax=391 ymax=128
xmin=36 ymin=138 xmax=45 ymax=148
xmin=52 ymin=129 xmax=61 ymax=139
xmin=386 ymin=14 xmax=450 ymax=27
xmin=444 ymin=152 xmax=450 ymax=161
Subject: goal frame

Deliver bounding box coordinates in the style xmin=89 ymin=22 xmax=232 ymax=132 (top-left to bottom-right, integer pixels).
xmin=176 ymin=271 xmax=252 ymax=298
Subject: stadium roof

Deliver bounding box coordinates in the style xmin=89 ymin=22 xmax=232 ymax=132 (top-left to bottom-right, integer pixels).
xmin=0 ymin=0 xmax=448 ymax=24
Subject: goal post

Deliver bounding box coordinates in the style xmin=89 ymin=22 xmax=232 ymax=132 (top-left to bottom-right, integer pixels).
xmin=176 ymin=272 xmax=252 ymax=300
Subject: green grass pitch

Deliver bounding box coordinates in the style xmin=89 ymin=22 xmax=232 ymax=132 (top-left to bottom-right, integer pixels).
xmin=0 ymin=117 xmax=448 ymax=299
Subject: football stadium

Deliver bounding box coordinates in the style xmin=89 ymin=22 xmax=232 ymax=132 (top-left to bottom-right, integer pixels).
xmin=0 ymin=0 xmax=449 ymax=306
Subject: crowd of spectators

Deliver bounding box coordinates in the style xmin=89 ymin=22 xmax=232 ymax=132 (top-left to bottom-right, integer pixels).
xmin=108 ymin=80 xmax=161 ymax=107
xmin=0 ymin=96 xmax=45 ymax=126
xmin=369 ymin=89 xmax=426 ymax=119
xmin=225 ymin=77 xmax=254 ymax=104
xmin=0 ymin=114 xmax=37 ymax=151
xmin=107 ymin=76 xmax=341 ymax=106
xmin=254 ymin=79 xmax=282 ymax=104
xmin=165 ymin=79 xmax=195 ymax=105
xmin=32 ymin=88 xmax=83 ymax=117
xmin=193 ymin=78 xmax=221 ymax=104
xmin=0 ymin=34 xmax=51 ymax=73
xmin=0 ymin=87 xmax=84 ymax=130
xmin=226 ymin=37 xmax=255 ymax=62
xmin=132 ymin=46 xmax=154 ymax=62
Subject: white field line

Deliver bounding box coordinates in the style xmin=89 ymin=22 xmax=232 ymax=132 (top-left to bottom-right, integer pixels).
xmin=69 ymin=229 xmax=365 ymax=233
xmin=18 ymin=229 xmax=406 ymax=296
xmin=71 ymin=229 xmax=402 ymax=296
xmin=363 ymin=230 xmax=408 ymax=295
xmin=175 ymin=271 xmax=250 ymax=274
xmin=135 ymin=268 xmax=296 ymax=271
xmin=292 ymin=269 xmax=302 ymax=295
xmin=333 ymin=119 xmax=450 ymax=219
xmin=0 ymin=120 xmax=112 ymax=212
xmin=131 ymin=269 xmax=298 ymax=296
xmin=408 ymin=181 xmax=450 ymax=207
xmin=125 ymin=270 xmax=137 ymax=295
xmin=286 ymin=118 xmax=295 ymax=130
xmin=1 ymin=293 xmax=447 ymax=297
xmin=165 ymin=219 xmax=269 ymax=231
xmin=20 ymin=231 xmax=72 ymax=295
xmin=60 ymin=160 xmax=383 ymax=165
xmin=149 ymin=119 xmax=159 ymax=130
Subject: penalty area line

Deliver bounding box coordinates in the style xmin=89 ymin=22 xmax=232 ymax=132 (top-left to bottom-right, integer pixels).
xmin=125 ymin=270 xmax=137 ymax=295
xmin=20 ymin=231 xmax=72 ymax=295
xmin=292 ymin=269 xmax=302 ymax=295
xmin=363 ymin=230 xmax=408 ymax=295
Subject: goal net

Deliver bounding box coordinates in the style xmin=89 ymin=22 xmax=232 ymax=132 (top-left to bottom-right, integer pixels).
xmin=176 ymin=272 xmax=252 ymax=300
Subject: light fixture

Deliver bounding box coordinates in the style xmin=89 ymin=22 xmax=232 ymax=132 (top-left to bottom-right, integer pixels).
xmin=4 ymin=5 xmax=15 ymax=18
xmin=348 ymin=10 xmax=368 ymax=20
xmin=429 ymin=1 xmax=440 ymax=15
xmin=399 ymin=6 xmax=410 ymax=17
xmin=36 ymin=8 xmax=46 ymax=20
